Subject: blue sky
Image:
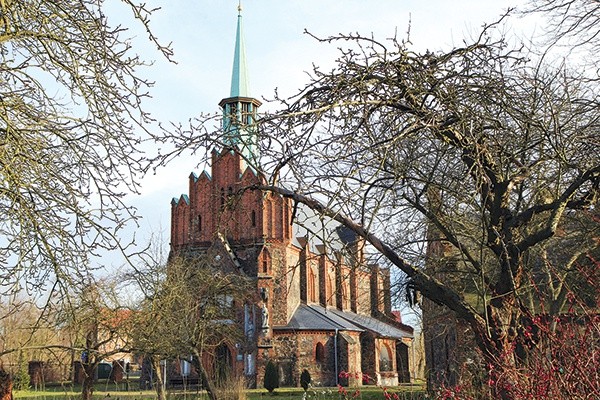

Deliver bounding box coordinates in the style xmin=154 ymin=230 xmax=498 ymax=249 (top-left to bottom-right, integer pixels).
xmin=106 ymin=0 xmax=535 ymax=271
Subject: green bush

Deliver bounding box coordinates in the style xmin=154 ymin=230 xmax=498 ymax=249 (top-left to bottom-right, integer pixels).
xmin=13 ymin=354 xmax=30 ymax=391
xmin=300 ymin=369 xmax=311 ymax=391
xmin=263 ymin=361 xmax=279 ymax=394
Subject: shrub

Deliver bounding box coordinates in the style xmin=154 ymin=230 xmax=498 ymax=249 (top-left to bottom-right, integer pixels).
xmin=300 ymin=369 xmax=311 ymax=391
xmin=263 ymin=361 xmax=279 ymax=394
xmin=216 ymin=375 xmax=247 ymax=400
xmin=13 ymin=354 xmax=30 ymax=391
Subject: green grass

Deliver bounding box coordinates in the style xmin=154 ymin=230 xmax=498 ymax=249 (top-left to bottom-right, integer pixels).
xmin=14 ymin=383 xmax=425 ymax=400
xmin=13 ymin=381 xmax=156 ymax=400
xmin=246 ymin=385 xmax=425 ymax=400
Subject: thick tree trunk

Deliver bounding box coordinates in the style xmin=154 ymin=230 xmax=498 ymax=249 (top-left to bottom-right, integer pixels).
xmin=470 ymin=306 xmax=522 ymax=400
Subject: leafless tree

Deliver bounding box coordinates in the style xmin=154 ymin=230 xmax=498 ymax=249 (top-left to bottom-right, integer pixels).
xmin=56 ymin=278 xmax=133 ymax=400
xmin=130 ymin=255 xmax=252 ymax=400
xmin=260 ymin=23 xmax=599 ymax=396
xmin=526 ymin=0 xmax=600 ymax=53
xmin=0 ymin=0 xmax=171 ymax=316
xmin=0 ymin=276 xmax=133 ymax=400
xmin=153 ymin=10 xmax=599 ymax=397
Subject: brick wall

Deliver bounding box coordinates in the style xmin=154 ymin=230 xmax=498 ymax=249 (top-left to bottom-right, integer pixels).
xmin=171 ymin=149 xmax=293 ymax=251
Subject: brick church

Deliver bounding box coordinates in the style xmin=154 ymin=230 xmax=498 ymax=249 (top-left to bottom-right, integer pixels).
xmin=169 ymin=8 xmax=414 ymax=388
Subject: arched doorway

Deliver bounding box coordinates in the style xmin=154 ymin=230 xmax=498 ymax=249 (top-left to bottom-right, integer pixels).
xmin=396 ymin=342 xmax=410 ymax=382
xmin=215 ymin=344 xmax=233 ymax=383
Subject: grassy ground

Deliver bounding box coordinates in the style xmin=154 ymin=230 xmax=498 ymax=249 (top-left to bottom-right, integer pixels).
xmin=14 ymin=382 xmax=426 ymax=400
xmin=246 ymin=385 xmax=426 ymax=400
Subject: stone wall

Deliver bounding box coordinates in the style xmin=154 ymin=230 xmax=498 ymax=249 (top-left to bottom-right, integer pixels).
xmin=271 ymin=331 xmax=339 ymax=387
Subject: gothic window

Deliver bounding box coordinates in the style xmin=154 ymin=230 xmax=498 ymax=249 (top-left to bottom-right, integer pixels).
xmin=377 ymin=275 xmax=385 ymax=312
xmin=308 ymin=268 xmax=316 ymax=303
xmin=379 ymin=344 xmax=393 ymax=372
xmin=261 ymin=250 xmax=270 ymax=274
xmin=326 ymin=275 xmax=334 ymax=306
xmin=217 ymin=294 xmax=234 ymax=309
xmin=341 ymin=278 xmax=350 ymax=310
xmin=251 ymin=210 xmax=256 ymax=227
xmin=220 ymin=188 xmax=225 ymax=207
xmin=284 ymin=201 xmax=290 ymax=238
xmin=198 ymin=215 xmax=202 ymax=233
xmin=315 ymin=342 xmax=325 ymax=364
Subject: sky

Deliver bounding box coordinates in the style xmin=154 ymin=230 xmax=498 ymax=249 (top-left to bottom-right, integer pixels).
xmin=105 ymin=0 xmax=536 ymax=273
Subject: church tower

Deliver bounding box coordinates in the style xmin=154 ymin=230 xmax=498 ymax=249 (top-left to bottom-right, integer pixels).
xmin=169 ymin=5 xmax=296 ymax=386
xmin=171 ymin=4 xmax=293 ymax=250
xmin=169 ymin=5 xmax=413 ymax=389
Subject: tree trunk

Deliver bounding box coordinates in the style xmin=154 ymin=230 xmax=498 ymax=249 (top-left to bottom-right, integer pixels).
xmin=470 ymin=308 xmax=522 ymax=400
xmin=0 ymin=367 xmax=12 ymax=400
xmin=81 ymin=363 xmax=96 ymax=400
xmin=193 ymin=349 xmax=218 ymax=400
xmin=151 ymin=356 xmax=167 ymax=400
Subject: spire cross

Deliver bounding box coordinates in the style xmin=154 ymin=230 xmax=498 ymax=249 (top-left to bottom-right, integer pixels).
xmin=238 ymin=0 xmax=242 ymax=15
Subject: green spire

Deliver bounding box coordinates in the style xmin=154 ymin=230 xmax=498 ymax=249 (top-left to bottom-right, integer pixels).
xmin=219 ymin=1 xmax=261 ymax=166
xmin=230 ymin=4 xmax=249 ymax=98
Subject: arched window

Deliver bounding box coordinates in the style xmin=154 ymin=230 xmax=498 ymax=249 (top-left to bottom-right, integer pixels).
xmin=261 ymin=250 xmax=270 ymax=274
xmin=379 ymin=344 xmax=392 ymax=372
xmin=284 ymin=201 xmax=290 ymax=237
xmin=326 ymin=276 xmax=334 ymax=306
xmin=315 ymin=342 xmax=325 ymax=364
xmin=341 ymin=278 xmax=350 ymax=310
xmin=251 ymin=210 xmax=256 ymax=227
xmin=198 ymin=215 xmax=202 ymax=233
xmin=308 ymin=268 xmax=316 ymax=303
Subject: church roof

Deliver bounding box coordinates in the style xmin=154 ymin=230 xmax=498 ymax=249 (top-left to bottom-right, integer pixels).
xmin=275 ymin=304 xmax=362 ymax=332
xmin=326 ymin=308 xmax=413 ymax=339
xmin=276 ymin=304 xmax=412 ymax=339
xmin=171 ymin=194 xmax=190 ymax=206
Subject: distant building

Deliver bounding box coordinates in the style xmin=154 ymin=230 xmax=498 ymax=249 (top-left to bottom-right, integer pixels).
xmin=169 ymin=8 xmax=413 ymax=388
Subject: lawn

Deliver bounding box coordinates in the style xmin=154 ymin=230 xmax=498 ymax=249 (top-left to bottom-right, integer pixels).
xmin=14 ymin=382 xmax=426 ymax=400
xmin=246 ymin=385 xmax=426 ymax=400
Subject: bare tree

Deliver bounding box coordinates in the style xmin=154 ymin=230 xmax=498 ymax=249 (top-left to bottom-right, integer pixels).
xmin=260 ymin=25 xmax=599 ymax=395
xmin=526 ymin=0 xmax=600 ymax=52
xmin=57 ymin=278 xmax=134 ymax=400
xmin=0 ymin=298 xmax=65 ymax=377
xmin=130 ymin=255 xmax=252 ymax=400
xmin=0 ymin=0 xmax=170 ymax=311
xmin=153 ymin=11 xmax=599 ymax=397
xmin=0 ymin=276 xmax=133 ymax=400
